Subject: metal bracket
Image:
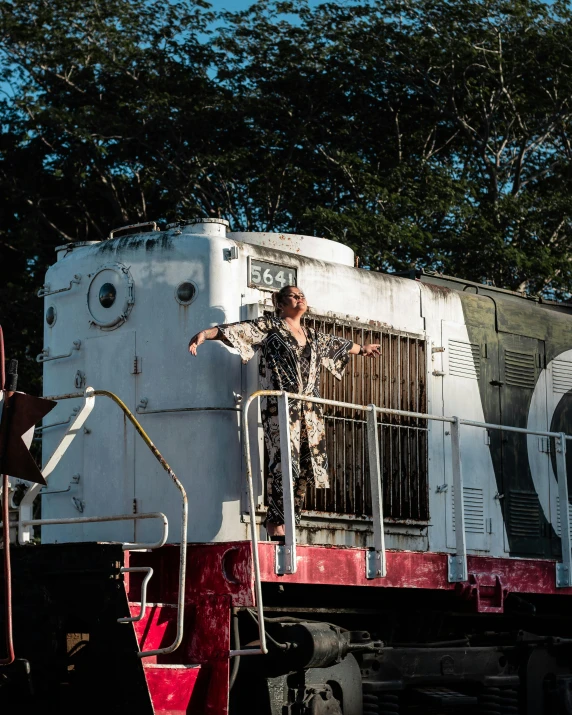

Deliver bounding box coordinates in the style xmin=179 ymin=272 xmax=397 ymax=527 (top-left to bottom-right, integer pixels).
xmin=224 ymin=246 xmax=239 ymax=261
xmin=448 ymin=555 xmax=467 ymax=583
xmin=457 ymin=573 xmax=506 ymax=613
xmin=556 ymin=563 xmax=572 ymax=588
xmin=275 ymin=544 xmax=295 ymax=575
xmin=366 ymin=549 xmax=384 ymax=579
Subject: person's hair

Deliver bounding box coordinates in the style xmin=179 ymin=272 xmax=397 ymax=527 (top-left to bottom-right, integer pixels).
xmin=271 ymin=285 xmax=301 ymax=315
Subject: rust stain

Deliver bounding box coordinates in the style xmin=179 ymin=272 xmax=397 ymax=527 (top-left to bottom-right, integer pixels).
xmin=422 ymin=282 xmax=452 ymax=297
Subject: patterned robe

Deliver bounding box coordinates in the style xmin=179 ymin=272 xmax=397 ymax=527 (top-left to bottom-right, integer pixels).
xmin=218 ymin=316 xmax=353 ymax=525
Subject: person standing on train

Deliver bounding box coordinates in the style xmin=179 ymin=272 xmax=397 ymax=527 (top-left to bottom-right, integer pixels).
xmin=188 ymin=286 xmax=380 ymax=538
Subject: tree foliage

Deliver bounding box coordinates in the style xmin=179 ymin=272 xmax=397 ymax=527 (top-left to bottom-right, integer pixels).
xmin=1 ymin=0 xmax=572 ymax=390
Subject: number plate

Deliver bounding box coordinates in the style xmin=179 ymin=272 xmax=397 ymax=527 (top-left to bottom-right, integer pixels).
xmin=248 ymin=259 xmax=297 ymax=291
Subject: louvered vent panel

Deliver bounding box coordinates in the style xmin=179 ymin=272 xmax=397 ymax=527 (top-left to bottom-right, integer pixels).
xmin=555 ymin=498 xmax=572 ymax=537
xmin=505 ymin=351 xmax=536 ymax=389
xmin=509 ymin=491 xmax=540 ymax=537
xmin=553 ymin=360 xmax=572 ymax=394
xmin=451 ymin=487 xmax=485 ymax=534
xmin=448 ymin=340 xmax=480 ymax=380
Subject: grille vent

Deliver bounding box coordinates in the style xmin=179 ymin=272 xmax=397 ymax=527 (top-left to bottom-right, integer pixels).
xmin=452 ymin=487 xmax=485 ymax=534
xmin=301 ymin=317 xmax=428 ymax=521
xmin=448 ymin=340 xmax=480 ymax=380
xmin=509 ymin=491 xmax=540 ymax=536
xmin=553 ymin=360 xmax=572 ymax=394
xmin=505 ymin=351 xmax=536 ymax=389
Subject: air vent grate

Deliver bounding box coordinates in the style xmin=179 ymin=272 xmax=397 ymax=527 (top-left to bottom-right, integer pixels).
xmin=509 ymin=491 xmax=540 ymax=537
xmin=505 ymin=351 xmax=536 ymax=389
xmin=452 ymin=487 xmax=485 ymax=534
xmin=448 ymin=341 xmax=480 ymax=380
xmin=553 ymin=359 xmax=572 ymax=394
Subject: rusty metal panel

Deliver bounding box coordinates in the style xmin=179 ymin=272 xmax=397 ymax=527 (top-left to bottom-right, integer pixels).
xmin=302 ymin=316 xmax=429 ymax=522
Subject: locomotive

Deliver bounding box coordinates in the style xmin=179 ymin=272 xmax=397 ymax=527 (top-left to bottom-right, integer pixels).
xmin=2 ymin=217 xmax=572 ymax=714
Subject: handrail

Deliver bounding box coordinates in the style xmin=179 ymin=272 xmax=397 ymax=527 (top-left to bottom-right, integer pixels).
xmin=36 ymin=340 xmax=81 ymax=364
xmin=239 ymin=388 xmax=572 ymax=655
xmin=20 ymin=386 xmax=187 ymax=658
xmin=79 ymin=389 xmax=187 ymax=658
xmin=19 ymin=512 xmax=169 ymax=552
xmin=118 ymin=567 xmax=154 ymax=623
xmin=37 ymin=273 xmax=81 ymax=298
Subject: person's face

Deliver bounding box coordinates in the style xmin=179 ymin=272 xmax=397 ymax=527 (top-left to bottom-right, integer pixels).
xmin=279 ymin=289 xmax=307 ymax=315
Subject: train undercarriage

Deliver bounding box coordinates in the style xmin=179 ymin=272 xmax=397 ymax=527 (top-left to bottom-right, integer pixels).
xmin=1 ymin=542 xmax=572 ymax=715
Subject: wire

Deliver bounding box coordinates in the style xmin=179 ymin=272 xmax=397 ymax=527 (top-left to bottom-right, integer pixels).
xmin=246 ymin=609 xmax=289 ymax=650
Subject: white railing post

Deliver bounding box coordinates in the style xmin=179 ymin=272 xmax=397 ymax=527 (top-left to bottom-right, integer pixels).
xmin=448 ymin=417 xmax=468 ymax=582
xmin=366 ymin=406 xmax=386 ymax=578
xmin=276 ymin=392 xmax=297 ymax=575
xmin=556 ymin=433 xmax=572 ymax=587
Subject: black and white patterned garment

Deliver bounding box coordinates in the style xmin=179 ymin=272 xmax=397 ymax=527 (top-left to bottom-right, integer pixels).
xmin=217 ymin=316 xmax=353 ymax=525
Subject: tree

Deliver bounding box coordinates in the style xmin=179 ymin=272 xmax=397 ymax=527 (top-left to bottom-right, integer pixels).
xmin=1 ymin=0 xmax=572 ymax=391
xmin=216 ymin=0 xmax=572 ymax=295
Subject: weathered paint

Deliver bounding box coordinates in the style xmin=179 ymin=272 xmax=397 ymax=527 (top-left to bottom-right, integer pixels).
xmin=38 ymin=219 xmax=572 ymax=569
xmin=143 ymin=664 xmax=201 ymax=715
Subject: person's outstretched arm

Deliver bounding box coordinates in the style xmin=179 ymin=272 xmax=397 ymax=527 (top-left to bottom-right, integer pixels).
xmin=349 ymin=342 xmax=381 ymax=357
xmin=188 ymin=327 xmax=221 ymax=355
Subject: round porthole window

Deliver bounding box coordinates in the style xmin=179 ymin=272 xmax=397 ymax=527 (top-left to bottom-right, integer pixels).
xmin=46 ymin=306 xmax=57 ymax=327
xmin=175 ymin=281 xmax=197 ymax=305
xmin=99 ymin=283 xmax=117 ymax=308
xmin=87 ymin=264 xmax=134 ymax=329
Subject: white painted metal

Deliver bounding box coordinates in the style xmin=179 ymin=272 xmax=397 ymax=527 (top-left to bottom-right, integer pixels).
xmin=276 ymin=393 xmax=297 ymax=575
xmin=556 ymin=434 xmax=572 ymax=587
xmin=231 ymin=231 xmax=354 ymax=266
xmin=366 ymin=405 xmax=386 ymax=579
xmin=35 ymin=216 xmax=571 ymax=565
xmin=448 ymin=418 xmax=468 ymax=583
xmin=19 ymin=390 xmax=95 ymax=544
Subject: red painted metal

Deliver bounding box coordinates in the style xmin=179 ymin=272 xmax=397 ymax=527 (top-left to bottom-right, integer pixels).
xmin=124 ymin=541 xmax=572 ymax=714
xmin=143 ymin=664 xmax=201 ymax=715
xmin=255 ymin=543 xmax=572 ymax=597
xmin=457 ymin=573 xmax=507 ymax=613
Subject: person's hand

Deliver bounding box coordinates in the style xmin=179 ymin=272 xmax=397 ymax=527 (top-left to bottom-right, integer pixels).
xmin=188 ymin=331 xmax=205 ymax=356
xmin=363 ymin=343 xmax=381 ymax=358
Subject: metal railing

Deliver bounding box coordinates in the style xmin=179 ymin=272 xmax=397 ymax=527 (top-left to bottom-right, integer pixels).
xmin=15 ymin=386 xmax=188 ymax=659
xmin=238 ymin=389 xmax=572 ymax=656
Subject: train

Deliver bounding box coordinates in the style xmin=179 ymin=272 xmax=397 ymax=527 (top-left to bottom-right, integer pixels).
xmin=2 ymin=217 xmax=572 ymax=714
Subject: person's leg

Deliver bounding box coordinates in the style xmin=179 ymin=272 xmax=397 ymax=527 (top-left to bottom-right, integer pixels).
xmin=265 ymin=414 xmax=303 ymax=537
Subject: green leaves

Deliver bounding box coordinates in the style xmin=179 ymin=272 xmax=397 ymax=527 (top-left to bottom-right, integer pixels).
xmin=2 ymin=0 xmax=572 ymax=389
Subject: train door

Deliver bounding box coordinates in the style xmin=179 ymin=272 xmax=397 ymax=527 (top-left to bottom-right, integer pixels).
xmin=83 ymin=330 xmax=136 ymax=542
xmin=498 ymin=333 xmax=549 ymax=556
xmin=442 ymin=321 xmax=496 ymax=552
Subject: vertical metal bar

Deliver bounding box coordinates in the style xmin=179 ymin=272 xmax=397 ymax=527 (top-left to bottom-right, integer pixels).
xmin=277 ymin=393 xmax=296 ymax=574
xmin=556 ymin=433 xmax=572 ymax=587
xmin=366 ymin=405 xmax=386 ymax=578
xmin=448 ymin=417 xmax=467 ymax=582
xmin=240 ymin=393 xmax=268 ymax=655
